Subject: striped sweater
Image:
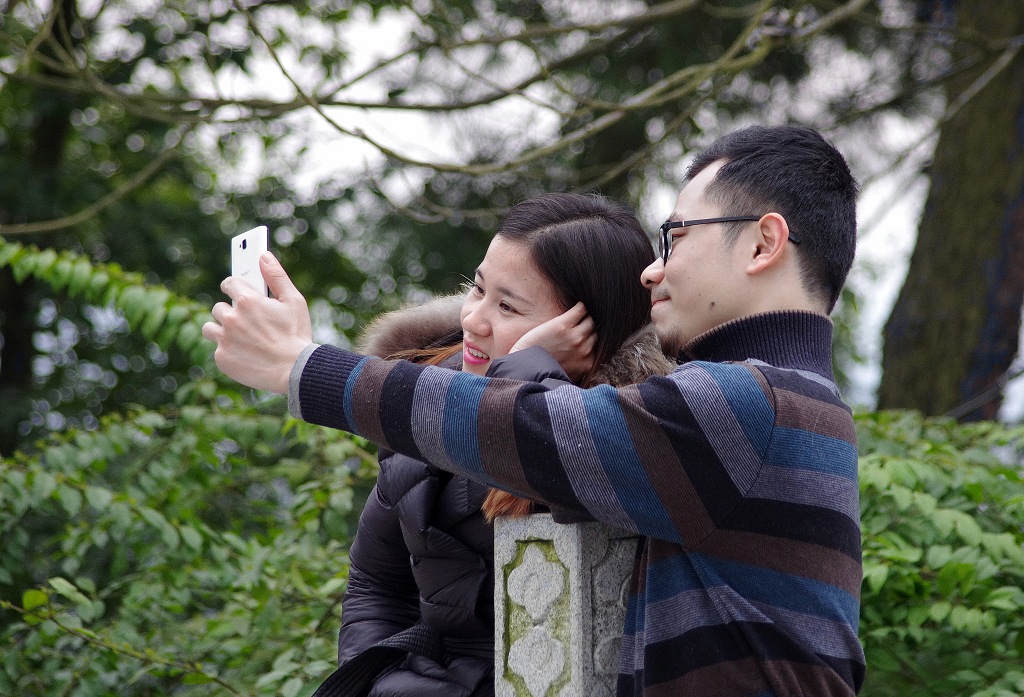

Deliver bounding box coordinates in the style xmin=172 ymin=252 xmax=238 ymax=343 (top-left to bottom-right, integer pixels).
xmin=290 ymin=311 xmax=866 ymax=696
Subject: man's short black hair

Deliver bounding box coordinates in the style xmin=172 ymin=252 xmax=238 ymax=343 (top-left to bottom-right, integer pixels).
xmin=687 ymin=125 xmax=858 ymax=311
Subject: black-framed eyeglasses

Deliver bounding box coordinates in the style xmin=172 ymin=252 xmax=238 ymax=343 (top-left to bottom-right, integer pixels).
xmin=657 ymin=215 xmax=801 ymax=263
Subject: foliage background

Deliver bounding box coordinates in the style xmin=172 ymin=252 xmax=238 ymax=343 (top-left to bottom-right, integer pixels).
xmin=2 ymin=1 xmax=1024 ymax=695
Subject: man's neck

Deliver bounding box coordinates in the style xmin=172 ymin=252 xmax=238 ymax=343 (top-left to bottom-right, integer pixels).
xmin=680 ymin=310 xmax=835 ymax=378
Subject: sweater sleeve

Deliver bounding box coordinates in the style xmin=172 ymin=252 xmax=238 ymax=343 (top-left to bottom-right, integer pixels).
xmin=487 ymin=347 xmax=595 ymax=524
xmin=293 ymin=344 xmax=779 ymax=545
xmin=486 ymin=346 xmax=572 ymax=390
xmin=336 ymin=483 xmax=420 ymax=666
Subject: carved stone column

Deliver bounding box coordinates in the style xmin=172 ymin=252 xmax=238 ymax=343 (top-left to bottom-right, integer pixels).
xmin=493 ymin=513 xmax=638 ymax=697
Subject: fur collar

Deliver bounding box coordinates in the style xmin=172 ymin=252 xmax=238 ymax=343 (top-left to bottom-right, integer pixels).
xmin=356 ymin=294 xmax=675 ymax=386
xmin=356 ymin=294 xmax=465 ymax=359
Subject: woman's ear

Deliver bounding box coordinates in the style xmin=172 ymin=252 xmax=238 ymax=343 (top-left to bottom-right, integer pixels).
xmin=746 ymin=213 xmax=794 ymax=276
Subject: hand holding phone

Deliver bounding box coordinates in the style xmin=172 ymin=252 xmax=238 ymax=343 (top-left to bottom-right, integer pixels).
xmin=231 ymin=226 xmax=270 ymax=297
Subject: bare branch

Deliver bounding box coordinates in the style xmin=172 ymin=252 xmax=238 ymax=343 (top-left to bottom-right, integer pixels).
xmin=9 ymin=0 xmax=1012 ymax=209
xmin=795 ymin=0 xmax=874 ymax=39
xmin=944 ymin=36 xmax=1024 ymax=120
xmin=19 ymin=0 xmax=61 ymax=71
xmin=0 ymin=597 xmax=246 ymax=695
xmin=230 ymin=0 xmax=364 ymax=142
xmin=426 ymin=0 xmax=702 ymax=49
xmin=0 ymin=126 xmax=193 ymax=236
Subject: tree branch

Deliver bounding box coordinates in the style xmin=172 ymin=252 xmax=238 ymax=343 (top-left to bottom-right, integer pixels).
xmin=0 ymin=125 xmax=193 ymax=236
xmin=0 ymin=598 xmax=246 ymax=695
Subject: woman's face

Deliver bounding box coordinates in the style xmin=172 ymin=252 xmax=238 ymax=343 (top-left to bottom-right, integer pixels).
xmin=460 ymin=235 xmax=565 ymax=376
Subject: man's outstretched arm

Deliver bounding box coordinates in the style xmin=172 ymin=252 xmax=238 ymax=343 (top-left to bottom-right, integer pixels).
xmin=202 ymin=254 xmax=777 ymax=545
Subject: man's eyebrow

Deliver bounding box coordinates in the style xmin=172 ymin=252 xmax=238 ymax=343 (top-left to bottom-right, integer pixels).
xmin=473 ymin=268 xmax=531 ymax=305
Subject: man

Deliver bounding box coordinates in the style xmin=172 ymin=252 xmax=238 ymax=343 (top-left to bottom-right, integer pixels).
xmin=203 ymin=125 xmax=865 ymax=696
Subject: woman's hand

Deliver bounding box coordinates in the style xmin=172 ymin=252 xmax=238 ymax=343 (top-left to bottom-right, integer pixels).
xmin=201 ymin=253 xmax=313 ymax=393
xmin=510 ymin=302 xmax=596 ymax=382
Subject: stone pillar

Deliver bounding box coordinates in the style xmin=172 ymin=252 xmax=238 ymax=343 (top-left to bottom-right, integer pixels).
xmin=493 ymin=513 xmax=638 ymax=697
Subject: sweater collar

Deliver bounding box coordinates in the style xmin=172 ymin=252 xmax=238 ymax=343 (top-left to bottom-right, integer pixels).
xmin=680 ymin=310 xmax=836 ymax=380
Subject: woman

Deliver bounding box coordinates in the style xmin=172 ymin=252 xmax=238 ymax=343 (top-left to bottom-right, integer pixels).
xmin=329 ymin=193 xmax=674 ymax=697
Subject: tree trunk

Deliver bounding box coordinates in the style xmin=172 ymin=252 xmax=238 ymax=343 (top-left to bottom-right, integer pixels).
xmin=878 ymin=0 xmax=1024 ymax=420
xmin=0 ymin=0 xmax=80 ymax=454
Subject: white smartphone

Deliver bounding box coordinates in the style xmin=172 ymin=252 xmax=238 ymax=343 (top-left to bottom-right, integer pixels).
xmin=231 ymin=226 xmax=270 ymax=297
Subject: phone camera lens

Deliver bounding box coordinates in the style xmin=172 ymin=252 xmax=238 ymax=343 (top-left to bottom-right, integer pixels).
xmin=242 ymin=239 xmax=247 ymax=249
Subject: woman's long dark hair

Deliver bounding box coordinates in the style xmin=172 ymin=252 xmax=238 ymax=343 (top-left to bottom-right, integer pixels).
xmin=494 ymin=192 xmax=655 ymax=376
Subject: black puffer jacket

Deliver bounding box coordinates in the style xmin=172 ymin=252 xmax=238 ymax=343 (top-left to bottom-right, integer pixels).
xmin=337 ymin=295 xmax=674 ymax=697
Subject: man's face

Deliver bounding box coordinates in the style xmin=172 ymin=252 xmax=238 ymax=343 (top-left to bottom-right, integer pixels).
xmin=641 ymin=161 xmax=753 ymax=355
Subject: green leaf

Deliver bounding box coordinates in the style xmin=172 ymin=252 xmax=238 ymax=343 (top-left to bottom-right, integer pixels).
xmin=77 ymin=598 xmax=105 ymax=623
xmin=134 ymin=411 xmax=167 ymax=429
xmin=282 ymin=676 xmax=304 ymax=697
xmin=863 ymin=562 xmax=889 ymax=594
xmin=160 ymin=524 xmax=180 ymax=549
xmin=85 ymin=486 xmax=113 ymax=511
xmin=9 ymin=249 xmax=37 ymax=283
xmin=949 ymin=605 xmax=973 ymax=631
xmin=950 ymin=668 xmax=984 ymax=683
xmin=886 ymin=485 xmax=913 ymax=510
xmin=255 ymin=670 xmax=288 ymax=688
xmin=273 ymin=648 xmax=298 ymax=672
xmin=868 ymin=647 xmax=901 ymax=672
xmin=145 ymin=287 xmax=172 ymax=309
xmin=925 ymin=545 xmax=953 ymax=569
xmin=302 ymin=660 xmax=335 ymax=677
xmin=933 ymin=509 xmax=956 ymax=538
xmin=929 ymin=600 xmax=952 ymax=623
xmin=906 ymin=604 xmax=930 ymax=628
xmin=86 ymin=269 xmax=111 ymax=302
xmin=67 ymin=259 xmax=94 ymax=297
xmin=140 ymin=507 xmax=167 ymax=530
xmin=175 ymin=320 xmax=202 ymax=352
xmin=57 ymin=485 xmax=83 ymax=516
xmin=119 ymin=286 xmax=149 ymax=326
xmin=47 ymin=257 xmax=73 ymax=291
xmin=140 ymin=303 xmax=168 ymax=340
xmin=180 ymin=526 xmax=203 ymax=551
xmin=911 ymin=490 xmax=937 ymax=515
xmin=47 ymin=577 xmax=91 ymax=608
xmin=984 ymin=586 xmax=1024 ymax=611
xmin=31 ymin=248 xmax=58 ymax=275
xmin=0 ymin=240 xmax=23 ymax=266
xmin=156 ymin=303 xmax=192 ymax=346
xmin=101 ymin=279 xmax=121 ymax=306
xmin=22 ymin=589 xmax=48 ymax=611
xmin=189 ymin=339 xmax=214 ymax=365
xmin=108 ymin=501 xmax=133 ymax=530
xmin=31 ymin=470 xmax=57 ymax=501
xmin=47 ymin=577 xmax=77 ymax=597
xmin=165 ymin=302 xmax=191 ymax=325
xmin=954 ymin=513 xmax=983 ymax=546
xmin=318 ymin=577 xmax=345 ymax=596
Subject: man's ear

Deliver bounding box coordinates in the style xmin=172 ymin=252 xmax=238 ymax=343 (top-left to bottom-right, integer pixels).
xmin=746 ymin=212 xmax=793 ymax=276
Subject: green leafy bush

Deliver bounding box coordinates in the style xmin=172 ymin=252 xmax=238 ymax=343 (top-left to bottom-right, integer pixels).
xmin=5 ymin=411 xmax=1023 ymax=696
xmin=0 ymin=242 xmax=379 ymax=696
xmin=0 ymin=395 xmax=378 ymax=696
xmin=858 ymin=411 xmax=1024 ymax=697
